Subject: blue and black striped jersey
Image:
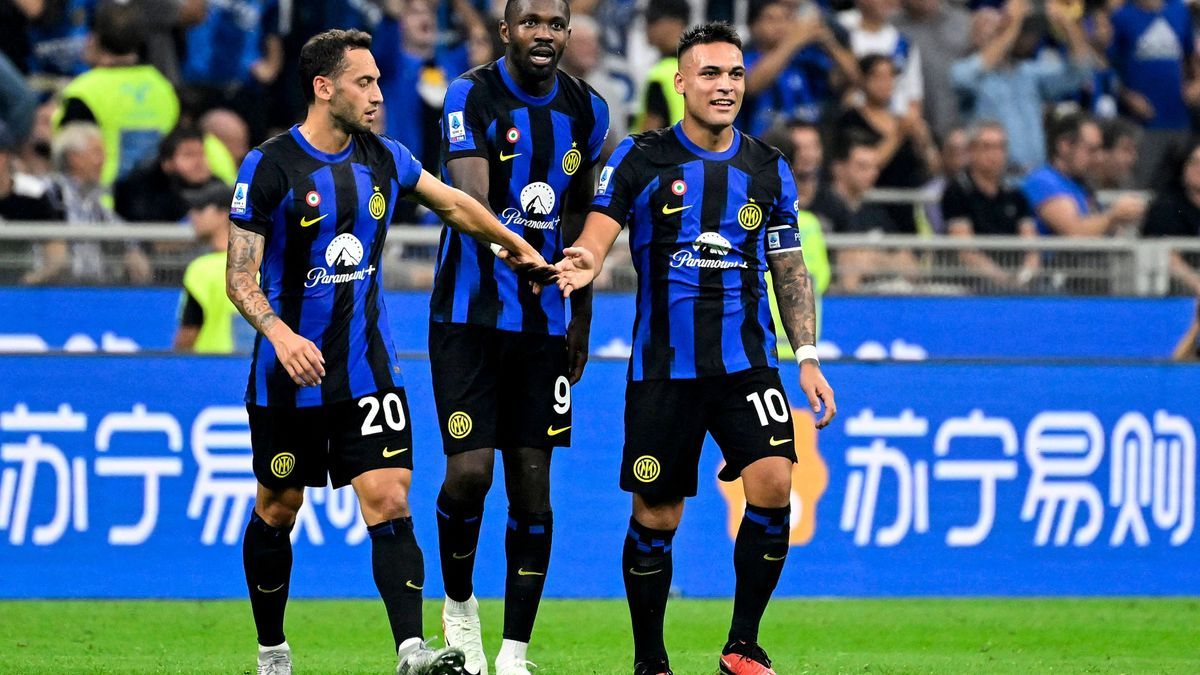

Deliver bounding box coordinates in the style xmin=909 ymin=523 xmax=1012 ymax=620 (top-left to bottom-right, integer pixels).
xmin=592 ymin=124 xmax=803 ymax=381
xmin=431 ymin=58 xmax=609 ymax=335
xmin=230 ymin=125 xmax=423 ymax=408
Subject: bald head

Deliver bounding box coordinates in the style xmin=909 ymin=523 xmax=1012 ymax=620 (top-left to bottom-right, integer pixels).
xmin=200 ymin=109 xmax=250 ymax=165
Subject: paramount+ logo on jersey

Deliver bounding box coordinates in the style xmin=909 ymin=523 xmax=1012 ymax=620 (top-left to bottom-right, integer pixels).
xmin=499 ymin=182 xmax=561 ymax=231
xmin=670 ymin=232 xmax=749 ymax=270
xmin=305 ymin=233 xmax=377 ymax=288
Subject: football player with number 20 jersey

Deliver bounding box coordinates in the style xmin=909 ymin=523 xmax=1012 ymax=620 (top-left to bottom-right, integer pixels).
xmin=555 ymin=22 xmax=837 ymax=675
xmin=226 ymin=28 xmax=552 ymax=675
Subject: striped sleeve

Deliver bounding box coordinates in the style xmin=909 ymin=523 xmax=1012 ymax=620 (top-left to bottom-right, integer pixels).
xmin=229 ymin=149 xmax=287 ymax=238
xmin=441 ymin=77 xmax=489 ymax=160
xmin=765 ymin=156 xmax=802 ymax=256
xmin=586 ymin=90 xmax=610 ymax=164
xmin=381 ymin=135 xmax=423 ymax=192
xmin=589 ymin=135 xmax=640 ymax=226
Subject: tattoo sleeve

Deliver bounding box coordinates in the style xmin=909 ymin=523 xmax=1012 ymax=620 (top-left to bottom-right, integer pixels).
xmin=226 ymin=222 xmax=280 ymax=337
xmin=768 ymin=248 xmax=816 ymax=352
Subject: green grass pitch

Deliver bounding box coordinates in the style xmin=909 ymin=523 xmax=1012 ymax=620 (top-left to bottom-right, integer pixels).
xmin=1 ymin=598 xmax=1196 ymax=673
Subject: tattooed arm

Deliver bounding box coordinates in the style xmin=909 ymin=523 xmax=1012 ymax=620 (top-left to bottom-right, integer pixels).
xmin=226 ymin=221 xmax=324 ymax=386
xmin=767 ymin=248 xmax=836 ymax=428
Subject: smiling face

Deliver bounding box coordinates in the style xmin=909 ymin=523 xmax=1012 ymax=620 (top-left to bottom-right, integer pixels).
xmin=320 ymin=47 xmax=382 ymax=135
xmin=501 ymin=0 xmax=570 ymax=82
xmin=675 ymin=41 xmax=745 ymax=131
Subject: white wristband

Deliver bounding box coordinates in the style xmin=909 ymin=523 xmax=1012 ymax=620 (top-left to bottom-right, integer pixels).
xmin=796 ymin=344 xmax=819 ymax=365
xmin=489 ymin=242 xmax=503 ymax=257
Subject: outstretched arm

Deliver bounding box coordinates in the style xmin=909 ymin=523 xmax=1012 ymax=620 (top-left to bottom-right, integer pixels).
xmin=563 ymin=167 xmax=597 ymax=383
xmin=555 ymin=211 xmax=622 ymax=297
xmin=767 ymin=248 xmax=836 ymax=428
xmin=226 ymin=221 xmax=325 ymax=386
xmin=410 ymin=170 xmax=555 ymax=282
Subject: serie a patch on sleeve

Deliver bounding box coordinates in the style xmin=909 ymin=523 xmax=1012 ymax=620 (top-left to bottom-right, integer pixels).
xmin=765 ymin=224 xmax=802 ymax=253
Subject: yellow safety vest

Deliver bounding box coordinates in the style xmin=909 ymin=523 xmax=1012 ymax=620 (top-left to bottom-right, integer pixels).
xmin=182 ymin=251 xmax=238 ymax=353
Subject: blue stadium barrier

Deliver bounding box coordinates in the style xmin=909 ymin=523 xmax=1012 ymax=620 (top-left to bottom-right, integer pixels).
xmin=1 ymin=355 xmax=1196 ymax=598
xmin=0 ymin=288 xmax=1193 ymax=358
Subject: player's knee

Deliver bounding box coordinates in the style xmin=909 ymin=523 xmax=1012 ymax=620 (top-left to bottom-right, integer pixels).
xmin=444 ymin=460 xmax=494 ymax=499
xmin=257 ymin=488 xmax=303 ymax=527
xmin=746 ymin=473 xmax=792 ymax=509
xmin=632 ymin=495 xmax=684 ymax=530
xmin=360 ymin=490 xmax=411 ymax=521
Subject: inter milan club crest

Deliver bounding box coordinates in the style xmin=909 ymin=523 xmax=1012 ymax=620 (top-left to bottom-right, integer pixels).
xmin=506 ymin=127 xmax=521 ymax=144
xmin=738 ymin=200 xmax=763 ymax=230
xmin=369 ymin=186 xmax=387 ymax=220
xmin=562 ymin=145 xmax=582 ymax=175
xmin=305 ymin=191 xmax=321 ymax=207
xmin=671 ymin=180 xmax=687 ymax=196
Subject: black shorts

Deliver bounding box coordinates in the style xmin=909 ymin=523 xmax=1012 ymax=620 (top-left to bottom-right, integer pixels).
xmin=622 ymin=367 xmax=798 ymax=499
xmin=429 ymin=322 xmax=571 ymax=454
xmin=248 ymin=386 xmax=414 ymax=489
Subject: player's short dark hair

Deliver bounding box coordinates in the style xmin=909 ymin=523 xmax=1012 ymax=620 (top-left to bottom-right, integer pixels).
xmin=93 ymin=0 xmax=147 ymax=56
xmin=157 ymin=125 xmax=204 ymax=164
xmin=1045 ymin=111 xmax=1096 ymax=159
xmin=676 ymin=21 xmax=742 ymax=61
xmin=832 ymin=130 xmax=877 ymax=163
xmin=298 ymin=29 xmax=374 ymax=105
xmin=503 ymin=0 xmax=571 ymax=25
xmin=646 ymin=0 xmax=691 ymax=25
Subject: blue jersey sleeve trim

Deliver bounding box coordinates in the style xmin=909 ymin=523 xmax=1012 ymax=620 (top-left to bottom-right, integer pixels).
xmin=382 ymin=136 xmax=423 ymax=191
xmin=442 ymin=78 xmax=487 ymax=158
xmin=587 ymin=91 xmax=611 ymax=163
xmin=590 ymin=135 xmax=635 ymax=216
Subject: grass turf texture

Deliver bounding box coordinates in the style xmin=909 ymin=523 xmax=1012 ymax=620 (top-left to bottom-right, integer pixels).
xmin=0 ymin=598 xmax=1196 ymax=673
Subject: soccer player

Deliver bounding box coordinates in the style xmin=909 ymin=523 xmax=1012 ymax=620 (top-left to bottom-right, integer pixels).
xmin=554 ymin=22 xmax=837 ymax=675
xmin=225 ymin=29 xmax=553 ymax=675
xmin=429 ymin=0 xmax=609 ymax=673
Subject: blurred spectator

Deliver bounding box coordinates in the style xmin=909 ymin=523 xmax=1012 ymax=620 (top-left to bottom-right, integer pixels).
xmin=741 ymin=0 xmax=859 ymax=134
xmin=1022 ymin=112 xmax=1145 ymax=236
xmin=374 ymin=0 xmax=460 ymax=171
xmin=831 ymin=131 xmax=920 ymax=291
xmin=0 ymin=132 xmax=63 ymax=285
xmin=836 ymin=54 xmax=940 ymax=234
xmin=0 ymin=0 xmax=43 ymax=73
xmin=113 ymin=125 xmax=222 ymax=223
xmin=838 ymin=0 xmax=924 ymax=116
xmin=0 ymin=51 xmax=37 ymax=150
xmin=1144 ymin=137 xmax=1200 ymax=295
xmin=1107 ymin=0 xmax=1197 ymax=186
xmin=199 ymin=108 xmax=249 ymax=182
xmin=174 ymin=182 xmax=241 ymax=353
xmin=180 ymin=0 xmax=273 ymax=142
xmin=942 ymin=120 xmax=1039 ymax=289
xmin=52 ymin=0 xmax=180 ymax=187
xmin=26 ymin=0 xmax=93 ymax=77
xmin=16 ymin=96 xmax=57 ymax=177
xmin=634 ymin=0 xmax=690 ymax=132
xmin=768 ymin=120 xmax=855 ymax=235
xmin=28 ymin=122 xmax=152 ymax=284
xmin=137 ymin=0 xmax=207 ymax=85
xmin=922 ymin=125 xmax=968 ymax=233
xmin=1095 ymin=117 xmax=1141 ymax=189
xmin=952 ymin=0 xmax=1095 ymax=174
xmin=562 ymin=14 xmax=632 ymax=156
xmin=896 ymin=0 xmax=972 ymax=138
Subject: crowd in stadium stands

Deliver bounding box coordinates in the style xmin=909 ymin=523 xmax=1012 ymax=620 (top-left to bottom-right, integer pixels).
xmin=0 ymin=0 xmax=1199 ymax=293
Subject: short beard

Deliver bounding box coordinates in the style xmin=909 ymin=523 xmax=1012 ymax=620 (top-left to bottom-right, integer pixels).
xmin=330 ymin=94 xmax=370 ymax=135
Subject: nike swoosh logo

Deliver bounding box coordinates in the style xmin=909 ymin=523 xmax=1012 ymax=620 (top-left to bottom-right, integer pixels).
xmin=628 ymin=568 xmax=662 ymax=576
xmin=382 ymin=447 xmax=409 ymax=458
xmin=499 ymin=151 xmax=522 ymax=161
xmin=517 ymin=568 xmax=545 ymax=576
xmin=661 ymin=204 xmax=691 ymax=215
xmin=451 ymin=548 xmax=476 ymax=560
xmin=763 ymin=553 xmax=787 ymax=562
xmin=769 ymin=437 xmax=792 ymax=447
xmin=256 ymin=583 xmax=286 ymax=593
xmin=546 ymin=425 xmax=571 ymax=437
xmin=299 ymin=214 xmax=327 ymax=228
xmin=406 ymin=580 xmax=423 ymax=590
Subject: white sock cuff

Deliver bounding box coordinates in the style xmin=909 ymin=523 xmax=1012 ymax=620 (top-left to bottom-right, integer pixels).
xmin=444 ymin=594 xmax=478 ymax=615
xmin=498 ymin=638 xmax=528 ymax=662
